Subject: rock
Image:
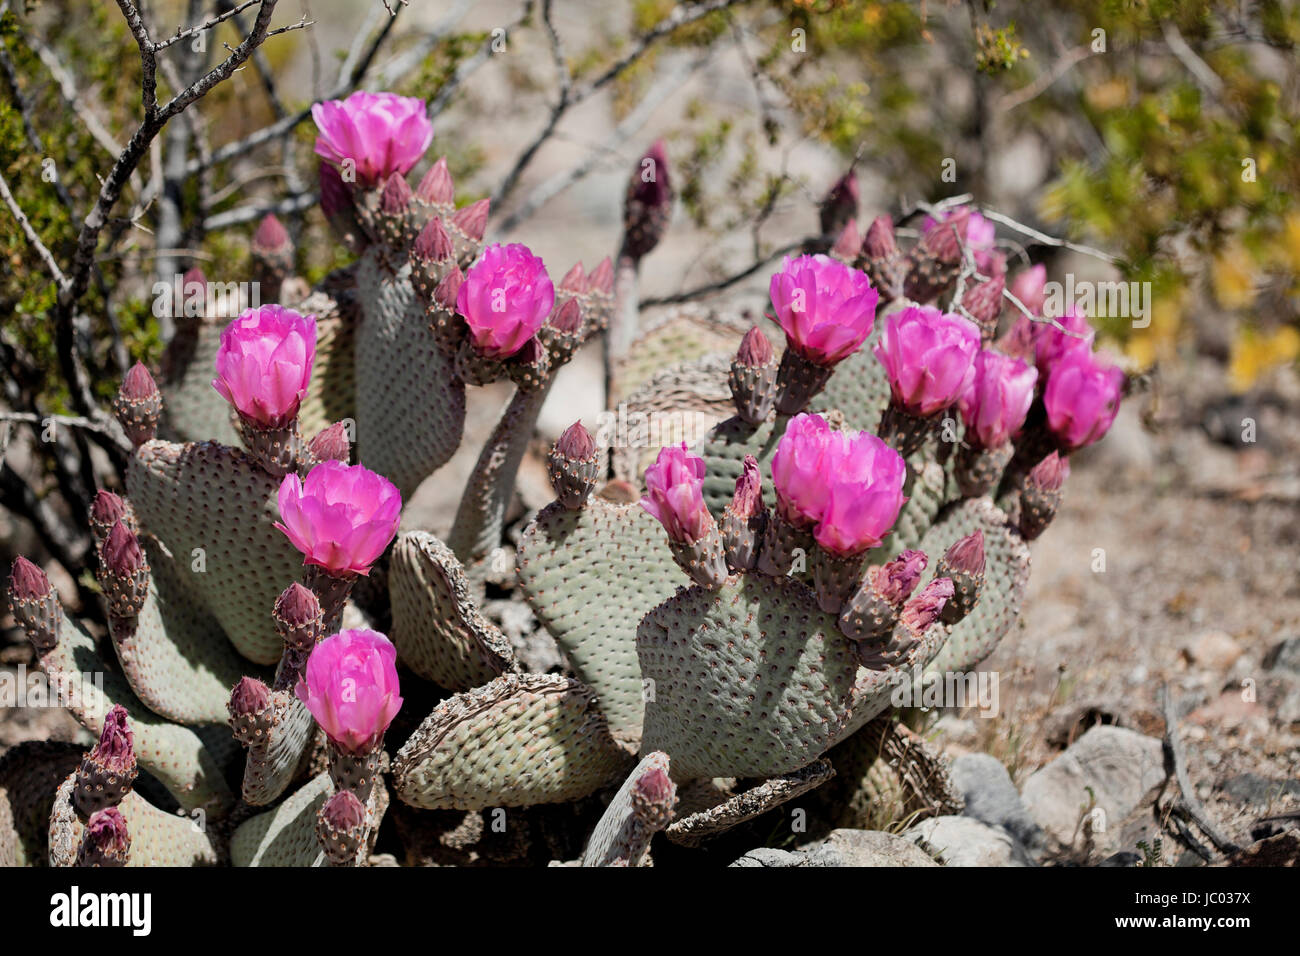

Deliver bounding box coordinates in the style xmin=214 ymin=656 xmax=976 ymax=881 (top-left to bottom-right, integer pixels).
xmin=905 ymin=815 xmax=1031 ymax=867
xmin=1219 ymin=831 xmax=1300 ymax=867
xmin=1020 ymin=726 xmax=1166 ymax=849
xmin=1099 ymin=851 xmax=1142 ymax=867
xmin=949 ymin=753 xmax=1046 ymax=855
xmin=1265 ymin=636 xmax=1300 ymax=677
xmin=1217 ymin=772 xmax=1300 ymax=807
xmin=1181 ymin=630 xmax=1242 ymax=672
xmin=729 ymin=829 xmax=938 ymax=868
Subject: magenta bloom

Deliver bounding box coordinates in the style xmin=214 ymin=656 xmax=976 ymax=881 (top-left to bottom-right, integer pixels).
xmin=212 ymin=306 xmax=316 ymax=429
xmin=1043 ymin=351 xmax=1125 ymax=451
xmin=873 ymin=305 xmax=981 ymax=416
xmin=296 ymin=628 xmax=403 ymax=755
xmin=958 ymin=349 xmax=1039 ymax=448
xmin=1034 ymin=307 xmax=1095 ymax=376
xmin=275 ymin=461 xmax=402 ymax=576
xmin=457 ymin=243 xmax=556 ymax=359
xmin=1010 ymin=264 xmax=1047 ymax=315
xmin=640 ymin=443 xmax=712 ymax=544
xmin=769 ymin=413 xmax=834 ymax=526
xmin=312 ymin=91 xmax=433 ymax=187
xmin=813 ymin=432 xmax=907 ymax=556
xmin=768 ymin=254 xmax=879 ymax=366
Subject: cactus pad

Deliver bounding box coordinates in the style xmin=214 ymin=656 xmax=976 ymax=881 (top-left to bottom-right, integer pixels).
xmin=49 ymin=779 xmax=222 ymax=867
xmin=517 ymin=499 xmax=683 ymax=742
xmin=665 ymin=757 xmax=834 ymax=846
xmin=393 ymin=673 xmax=632 ymax=810
xmin=0 ymin=741 xmax=83 ymax=866
xmin=579 ymin=750 xmax=672 ymax=867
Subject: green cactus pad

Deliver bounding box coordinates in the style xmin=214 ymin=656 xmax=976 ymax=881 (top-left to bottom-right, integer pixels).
xmin=161 ymin=321 xmax=241 ymax=446
xmin=126 ymin=439 xmax=305 ymax=665
xmin=921 ymin=498 xmax=1031 ymax=675
xmin=580 ymin=750 xmax=671 ymax=867
xmin=230 ymin=772 xmax=330 ymax=866
xmin=389 ymin=531 xmax=517 ymax=691
xmin=697 ymin=413 xmax=785 ymax=518
xmin=240 ymin=694 xmax=318 ymax=806
xmin=875 ymin=460 xmax=948 ymax=560
xmin=39 ymin=609 xmax=236 ymax=816
xmin=109 ymin=536 xmax=258 ymax=724
xmin=353 ymin=249 xmax=465 ymax=499
xmin=0 ymin=741 xmax=83 ymax=867
xmin=49 ymin=779 xmax=223 ymax=867
xmin=664 ymin=757 xmax=834 ymax=846
xmin=811 ymin=327 xmax=890 ymax=432
xmin=516 ymin=499 xmax=683 ymax=742
xmin=295 ymin=268 xmax=359 ymax=439
xmin=393 ymin=673 xmax=632 ymax=811
xmin=637 ymin=574 xmax=947 ymax=780
xmin=613 ymin=307 xmax=748 ymax=403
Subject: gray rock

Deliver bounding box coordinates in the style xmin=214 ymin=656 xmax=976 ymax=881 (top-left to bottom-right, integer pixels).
xmin=1264 ymin=636 xmax=1300 ymax=677
xmin=1218 ymin=772 xmax=1300 ymax=806
xmin=950 ymin=752 xmax=1046 ymax=854
xmin=905 ymin=815 xmax=1031 ymax=867
xmin=729 ymin=829 xmax=938 ymax=868
xmin=1020 ymin=726 xmax=1166 ymax=849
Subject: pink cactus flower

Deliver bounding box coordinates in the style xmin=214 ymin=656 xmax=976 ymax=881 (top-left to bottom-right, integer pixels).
xmin=1010 ymin=264 xmax=1047 ymax=315
xmin=457 ymin=243 xmax=556 ymax=359
xmin=958 ymin=349 xmax=1039 ymax=448
xmin=874 ymin=549 xmax=928 ymax=605
xmin=212 ymin=306 xmax=317 ymax=429
xmin=812 ymin=431 xmax=907 ymax=556
xmin=275 ymin=461 xmax=402 ymax=576
xmin=296 ymin=628 xmax=403 ymax=755
xmin=311 ymin=91 xmax=433 ymax=187
xmin=640 ymin=443 xmax=713 ymax=544
xmin=873 ymin=305 xmax=981 ymax=416
xmin=768 ymin=254 xmax=880 ymax=366
xmin=1034 ymin=307 xmax=1095 ymax=377
xmin=1043 ymin=350 xmax=1125 ymax=451
xmin=901 ymin=577 xmax=954 ymax=634
xmin=769 ymin=413 xmax=834 ymax=526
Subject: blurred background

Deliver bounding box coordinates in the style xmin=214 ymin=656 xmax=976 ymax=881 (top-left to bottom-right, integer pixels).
xmin=2 ymin=0 xmax=1299 ymax=859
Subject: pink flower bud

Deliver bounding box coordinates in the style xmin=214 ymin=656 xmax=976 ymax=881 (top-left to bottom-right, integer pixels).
xmin=558 ymin=261 xmax=586 ymax=292
xmin=413 ymin=217 xmax=453 ymax=262
xmin=230 ymin=676 xmax=271 ymax=716
xmin=312 ymin=91 xmax=433 ymax=188
xmin=308 ymin=421 xmax=351 ymax=463
xmin=121 ymin=362 xmax=158 ymax=401
xmin=451 ymin=198 xmax=489 ymax=241
xmin=998 ymin=315 xmax=1040 ymax=362
xmin=1043 ymin=351 xmax=1124 ymax=451
xmin=874 ymin=305 xmax=981 ymax=416
xmin=556 ymin=421 xmax=596 ymax=460
xmin=550 ymin=297 xmax=582 ymax=334
xmin=873 ymin=549 xmax=927 ymax=605
xmin=769 ymin=254 xmax=879 ymax=366
xmin=731 ymin=455 xmax=763 ymax=519
xmin=1034 ymin=307 xmax=1095 ymax=376
xmin=92 ymin=704 xmax=134 ymax=772
xmin=274 ymin=582 xmax=321 ymax=628
xmin=923 ymin=206 xmax=1000 ymax=274
xmin=416 ymin=156 xmax=454 ymax=205
xmin=736 ymin=326 xmax=774 ymax=367
xmin=322 ymin=789 xmax=366 ymax=830
xmin=957 ymin=348 xmax=1039 ymax=449
xmin=640 ymin=443 xmax=713 ymax=545
xmin=295 ymin=628 xmax=403 ymax=755
xmin=91 ymin=491 xmax=128 ymax=528
xmin=275 ymin=461 xmax=402 ymax=577
xmin=1010 ymin=264 xmax=1047 ymax=315
xmin=433 ymin=264 xmax=463 ymax=311
xmin=831 ymin=218 xmax=861 ymax=259
xmin=101 ymin=521 xmax=143 ymax=576
xmin=183 ymin=265 xmax=208 ymax=292
xmin=380 ymin=171 xmax=412 ymax=214
xmin=457 ymin=243 xmax=555 ymax=359
xmin=83 ymin=807 xmax=130 ymax=857
xmin=819 ymin=169 xmax=859 ymax=236
xmin=900 ymin=577 xmax=954 ymax=634
xmin=863 ymin=215 xmax=898 ymax=259
xmin=212 ymin=306 xmax=317 ymax=429
xmin=8 ymin=555 xmax=48 ymax=600
xmin=1027 ymin=451 xmax=1069 ymax=491
xmin=961 ymin=274 xmax=1004 ymax=332
xmin=252 ymin=214 xmax=291 ymax=256
xmin=943 ymin=530 xmax=985 ymax=576
xmin=319 ymin=161 xmax=353 ymax=219
xmin=587 ymin=257 xmax=614 ymax=294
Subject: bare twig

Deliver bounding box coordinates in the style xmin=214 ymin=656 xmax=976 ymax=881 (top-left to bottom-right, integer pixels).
xmin=203 ymin=190 xmax=318 ymax=231
xmin=1160 ymin=22 xmax=1225 ymax=97
xmin=1159 ymin=684 xmax=1241 ymax=857
xmin=976 ymin=207 xmax=1121 ymax=266
xmin=996 ymin=46 xmax=1098 ymax=113
xmin=641 ymin=238 xmax=807 ymax=307
xmin=152 ymin=0 xmax=263 ymax=51
xmin=0 ymin=170 xmax=71 ymax=293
